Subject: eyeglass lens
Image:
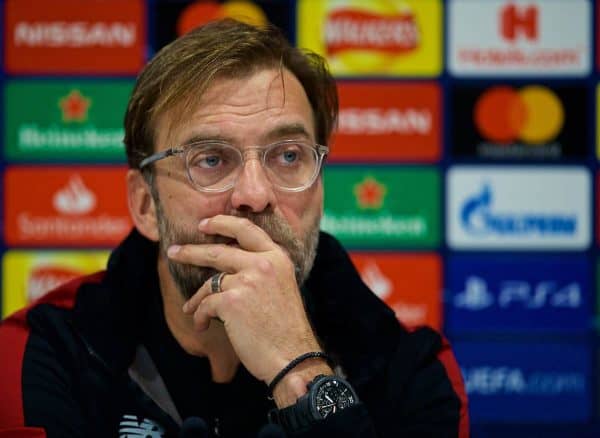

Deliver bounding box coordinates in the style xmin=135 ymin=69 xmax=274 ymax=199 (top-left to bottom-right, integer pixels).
xmin=185 ymin=142 xmax=319 ymax=190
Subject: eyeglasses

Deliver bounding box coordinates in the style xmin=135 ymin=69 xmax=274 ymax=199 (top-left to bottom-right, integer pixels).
xmin=139 ymin=139 xmax=329 ymax=193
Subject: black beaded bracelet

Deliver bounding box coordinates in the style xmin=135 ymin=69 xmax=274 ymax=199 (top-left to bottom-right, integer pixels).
xmin=267 ymin=351 xmax=330 ymax=396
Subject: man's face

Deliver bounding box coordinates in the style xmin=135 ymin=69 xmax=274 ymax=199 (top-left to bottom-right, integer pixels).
xmin=149 ymin=68 xmax=323 ymax=299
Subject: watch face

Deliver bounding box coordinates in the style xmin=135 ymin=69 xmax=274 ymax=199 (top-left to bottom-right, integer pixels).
xmin=313 ymin=378 xmax=357 ymax=419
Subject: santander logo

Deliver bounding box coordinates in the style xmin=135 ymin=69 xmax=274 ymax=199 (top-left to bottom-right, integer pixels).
xmin=360 ymin=260 xmax=392 ymax=299
xmin=325 ymin=8 xmax=419 ymax=55
xmin=52 ymin=174 xmax=97 ymax=215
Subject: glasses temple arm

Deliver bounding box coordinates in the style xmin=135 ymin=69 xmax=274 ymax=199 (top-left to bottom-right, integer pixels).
xmin=139 ymin=148 xmax=177 ymax=169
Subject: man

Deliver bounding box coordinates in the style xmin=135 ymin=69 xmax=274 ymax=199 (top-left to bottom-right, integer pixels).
xmin=0 ymin=19 xmax=468 ymax=437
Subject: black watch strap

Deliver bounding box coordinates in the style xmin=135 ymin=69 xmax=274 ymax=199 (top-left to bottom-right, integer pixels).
xmin=268 ymin=395 xmax=313 ymax=432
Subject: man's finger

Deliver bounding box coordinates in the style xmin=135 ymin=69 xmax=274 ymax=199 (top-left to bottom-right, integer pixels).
xmin=199 ymin=215 xmax=276 ymax=252
xmin=168 ymin=243 xmax=257 ymax=273
xmin=182 ymin=275 xmax=214 ymax=314
xmin=192 ymin=292 xmax=223 ymax=331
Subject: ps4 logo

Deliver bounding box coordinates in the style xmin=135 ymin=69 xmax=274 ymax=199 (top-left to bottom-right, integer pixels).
xmin=460 ymin=184 xmax=577 ymax=236
xmin=454 ymin=276 xmax=581 ymax=310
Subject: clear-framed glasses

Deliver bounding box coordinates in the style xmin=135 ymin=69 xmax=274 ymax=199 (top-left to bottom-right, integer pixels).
xmin=139 ymin=139 xmax=329 ymax=193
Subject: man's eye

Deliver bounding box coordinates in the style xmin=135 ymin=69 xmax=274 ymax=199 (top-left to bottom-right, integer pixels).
xmin=282 ymin=150 xmax=298 ymax=163
xmin=201 ymin=154 xmax=221 ymax=168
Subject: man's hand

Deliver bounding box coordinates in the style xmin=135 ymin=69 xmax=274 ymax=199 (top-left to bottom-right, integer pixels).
xmin=166 ymin=214 xmax=331 ymax=402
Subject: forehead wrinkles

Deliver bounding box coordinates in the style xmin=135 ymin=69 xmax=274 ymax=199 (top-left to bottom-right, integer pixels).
xmin=156 ymin=69 xmax=303 ymax=148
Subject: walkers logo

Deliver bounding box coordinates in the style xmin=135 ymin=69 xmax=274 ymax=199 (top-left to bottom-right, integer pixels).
xmin=451 ymin=84 xmax=587 ymax=160
xmin=446 ymin=166 xmax=590 ymax=249
xmin=297 ymin=0 xmax=442 ymax=76
xmin=4 ymin=81 xmax=132 ymax=161
xmin=331 ymin=82 xmax=441 ymax=162
xmin=325 ymin=8 xmax=419 ymax=55
xmin=454 ymin=342 xmax=592 ymax=422
xmin=446 ymin=255 xmax=591 ymax=334
xmin=351 ymin=253 xmax=441 ymax=329
xmin=2 ymin=250 xmax=109 ymax=317
xmin=449 ymin=0 xmax=591 ymax=76
xmin=322 ymin=167 xmax=439 ymax=248
xmin=4 ymin=167 xmax=132 ymax=246
xmin=4 ymin=0 xmax=145 ymax=74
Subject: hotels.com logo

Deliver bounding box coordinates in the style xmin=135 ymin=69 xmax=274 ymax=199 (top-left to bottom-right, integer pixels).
xmin=449 ymin=0 xmax=589 ymax=76
xmin=325 ymin=7 xmax=419 ymax=55
xmin=474 ymin=85 xmax=564 ymax=144
xmin=500 ymin=4 xmax=538 ymax=42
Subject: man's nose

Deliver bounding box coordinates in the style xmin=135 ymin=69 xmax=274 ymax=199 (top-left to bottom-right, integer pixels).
xmin=230 ymin=158 xmax=276 ymax=213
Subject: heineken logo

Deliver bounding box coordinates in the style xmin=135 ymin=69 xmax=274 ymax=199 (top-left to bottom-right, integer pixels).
xmin=354 ymin=176 xmax=387 ymax=210
xmin=5 ymin=80 xmax=133 ymax=161
xmin=59 ymin=89 xmax=91 ymax=123
xmin=323 ymin=167 xmax=440 ymax=248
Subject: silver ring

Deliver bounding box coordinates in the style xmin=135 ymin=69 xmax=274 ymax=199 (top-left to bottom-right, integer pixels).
xmin=211 ymin=272 xmax=226 ymax=293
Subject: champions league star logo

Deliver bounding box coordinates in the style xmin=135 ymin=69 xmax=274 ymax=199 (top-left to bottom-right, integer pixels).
xmin=58 ymin=89 xmax=91 ymax=123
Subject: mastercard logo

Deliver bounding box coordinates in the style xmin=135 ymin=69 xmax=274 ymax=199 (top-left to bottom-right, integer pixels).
xmin=474 ymin=85 xmax=564 ymax=144
xmin=177 ymin=0 xmax=267 ymax=36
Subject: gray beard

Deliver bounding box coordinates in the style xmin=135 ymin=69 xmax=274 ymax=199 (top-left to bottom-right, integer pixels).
xmin=154 ymin=196 xmax=320 ymax=300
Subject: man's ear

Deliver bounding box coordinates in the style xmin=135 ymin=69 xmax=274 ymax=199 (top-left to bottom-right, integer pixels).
xmin=127 ymin=169 xmax=160 ymax=242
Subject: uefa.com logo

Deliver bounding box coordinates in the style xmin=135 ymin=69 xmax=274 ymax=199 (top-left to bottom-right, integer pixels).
xmin=446 ymin=166 xmax=591 ymax=250
xmin=449 ymin=0 xmax=591 ymax=76
xmin=454 ymin=342 xmax=592 ymax=422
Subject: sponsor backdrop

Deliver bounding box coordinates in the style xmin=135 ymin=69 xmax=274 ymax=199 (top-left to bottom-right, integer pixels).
xmin=0 ymin=0 xmax=598 ymax=435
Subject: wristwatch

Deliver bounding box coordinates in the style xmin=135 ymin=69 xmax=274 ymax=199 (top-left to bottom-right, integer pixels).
xmin=268 ymin=374 xmax=359 ymax=432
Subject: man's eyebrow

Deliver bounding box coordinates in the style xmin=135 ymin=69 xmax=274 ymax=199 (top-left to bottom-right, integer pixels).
xmin=265 ymin=123 xmax=312 ymax=142
xmin=175 ymin=133 xmax=235 ymax=147
xmin=173 ymin=124 xmax=312 ymax=148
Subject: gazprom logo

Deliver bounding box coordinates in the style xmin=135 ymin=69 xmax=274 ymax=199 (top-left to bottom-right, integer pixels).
xmin=460 ymin=183 xmax=576 ymax=236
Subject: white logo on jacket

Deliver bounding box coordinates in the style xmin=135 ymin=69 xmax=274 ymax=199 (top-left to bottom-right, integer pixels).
xmin=119 ymin=414 xmax=165 ymax=437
